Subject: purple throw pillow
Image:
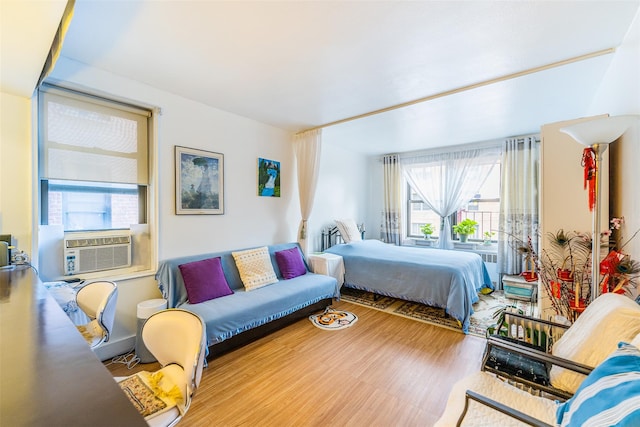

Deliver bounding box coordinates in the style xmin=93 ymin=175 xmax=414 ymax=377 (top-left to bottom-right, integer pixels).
xmin=275 ymin=247 xmax=307 ymax=280
xmin=178 ymin=257 xmax=233 ymax=304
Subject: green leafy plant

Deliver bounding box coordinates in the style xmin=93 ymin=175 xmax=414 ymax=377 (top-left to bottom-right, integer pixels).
xmin=420 ymin=223 xmax=434 ymax=236
xmin=483 ymin=231 xmax=495 ymax=240
xmin=452 ymin=219 xmax=478 ymax=236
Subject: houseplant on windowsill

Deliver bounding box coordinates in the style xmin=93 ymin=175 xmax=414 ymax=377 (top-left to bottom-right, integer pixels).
xmin=453 ymin=219 xmax=478 ymax=243
xmin=483 ymin=231 xmax=495 ymax=245
xmin=420 ymin=223 xmax=434 ymax=240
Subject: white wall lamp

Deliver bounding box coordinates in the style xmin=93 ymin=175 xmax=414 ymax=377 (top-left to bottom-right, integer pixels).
xmin=559 ymin=114 xmax=639 ymax=302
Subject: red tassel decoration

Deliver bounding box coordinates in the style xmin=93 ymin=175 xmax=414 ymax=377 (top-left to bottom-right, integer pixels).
xmin=601 ymin=275 xmax=609 ymax=294
xmin=581 ymin=147 xmax=597 ymax=211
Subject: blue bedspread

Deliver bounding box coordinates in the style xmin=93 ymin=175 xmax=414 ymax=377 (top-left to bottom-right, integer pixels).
xmin=326 ymin=240 xmax=492 ymax=333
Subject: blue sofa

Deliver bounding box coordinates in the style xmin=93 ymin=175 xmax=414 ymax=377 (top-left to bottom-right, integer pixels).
xmin=155 ymin=242 xmax=339 ymax=356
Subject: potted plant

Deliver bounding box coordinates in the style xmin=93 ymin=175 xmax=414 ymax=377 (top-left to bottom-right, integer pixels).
xmin=483 ymin=231 xmax=495 ymax=245
xmin=420 ymin=223 xmax=434 ymax=240
xmin=452 ymin=219 xmax=478 ymax=242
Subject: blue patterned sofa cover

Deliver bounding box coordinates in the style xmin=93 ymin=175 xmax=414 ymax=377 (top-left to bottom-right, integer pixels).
xmin=155 ymin=242 xmax=338 ymax=355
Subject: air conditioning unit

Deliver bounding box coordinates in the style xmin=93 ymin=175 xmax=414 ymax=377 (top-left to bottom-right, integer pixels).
xmin=64 ymin=232 xmax=131 ymax=275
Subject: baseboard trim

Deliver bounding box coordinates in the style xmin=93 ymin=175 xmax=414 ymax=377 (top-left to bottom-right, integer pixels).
xmin=94 ymin=334 xmax=136 ymax=362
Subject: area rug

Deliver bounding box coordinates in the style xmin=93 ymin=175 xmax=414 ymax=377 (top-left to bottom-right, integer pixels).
xmin=309 ymin=307 xmax=358 ymax=330
xmin=339 ymin=287 xmax=534 ymax=337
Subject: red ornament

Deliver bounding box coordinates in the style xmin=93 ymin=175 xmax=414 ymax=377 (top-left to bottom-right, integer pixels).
xmin=581 ymin=147 xmax=597 ymax=211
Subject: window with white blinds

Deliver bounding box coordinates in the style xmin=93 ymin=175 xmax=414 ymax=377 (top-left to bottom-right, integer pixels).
xmin=38 ymin=85 xmax=151 ymax=231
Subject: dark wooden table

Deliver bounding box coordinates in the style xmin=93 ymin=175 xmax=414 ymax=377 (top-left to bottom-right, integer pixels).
xmin=0 ymin=266 xmax=146 ymax=426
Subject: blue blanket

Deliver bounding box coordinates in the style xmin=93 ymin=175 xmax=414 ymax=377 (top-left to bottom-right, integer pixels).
xmin=155 ymin=243 xmax=339 ymax=346
xmin=326 ymin=240 xmax=492 ymax=333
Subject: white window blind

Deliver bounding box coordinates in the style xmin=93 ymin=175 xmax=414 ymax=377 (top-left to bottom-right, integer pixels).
xmin=39 ymin=85 xmax=149 ymax=185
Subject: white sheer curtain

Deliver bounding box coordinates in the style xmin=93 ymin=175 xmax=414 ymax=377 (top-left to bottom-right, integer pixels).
xmin=400 ymin=146 xmax=500 ymax=249
xmin=381 ymin=154 xmax=402 ymax=245
xmin=293 ymin=129 xmax=322 ymax=255
xmin=498 ymin=136 xmax=539 ymax=277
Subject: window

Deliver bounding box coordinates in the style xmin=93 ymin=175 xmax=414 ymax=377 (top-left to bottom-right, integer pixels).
xmin=38 ymin=85 xmax=149 ymax=232
xmin=37 ymin=84 xmax=153 ymax=279
xmin=407 ymin=159 xmax=501 ymax=241
xmin=43 ymin=180 xmax=144 ymax=231
xmin=407 ymin=187 xmax=443 ymax=237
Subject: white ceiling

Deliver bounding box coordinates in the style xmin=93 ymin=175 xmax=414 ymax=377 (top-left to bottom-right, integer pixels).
xmin=4 ymin=1 xmax=640 ymax=155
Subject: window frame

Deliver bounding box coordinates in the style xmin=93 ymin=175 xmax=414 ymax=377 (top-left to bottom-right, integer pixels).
xmin=35 ymin=83 xmax=157 ymax=281
xmin=405 ymin=160 xmax=501 ymax=242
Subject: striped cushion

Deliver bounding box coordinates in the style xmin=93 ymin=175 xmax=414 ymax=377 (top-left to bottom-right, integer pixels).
xmin=556 ymin=342 xmax=640 ymax=427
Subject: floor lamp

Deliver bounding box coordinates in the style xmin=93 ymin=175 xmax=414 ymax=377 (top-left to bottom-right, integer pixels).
xmin=559 ymin=115 xmax=638 ymax=302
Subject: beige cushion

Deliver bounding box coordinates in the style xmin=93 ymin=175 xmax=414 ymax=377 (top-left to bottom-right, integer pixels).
xmin=335 ymin=219 xmax=362 ymax=243
xmin=550 ymin=292 xmax=640 ymax=393
xmin=232 ymin=246 xmax=278 ymax=291
xmin=434 ymin=371 xmax=558 ymax=427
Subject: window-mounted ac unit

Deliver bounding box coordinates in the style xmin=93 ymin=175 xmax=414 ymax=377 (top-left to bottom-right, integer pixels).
xmin=64 ymin=232 xmax=131 ymax=275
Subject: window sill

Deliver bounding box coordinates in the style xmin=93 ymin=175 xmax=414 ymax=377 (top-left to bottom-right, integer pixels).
xmin=54 ymin=266 xmax=156 ymax=283
xmin=407 ymin=238 xmax=497 ymax=254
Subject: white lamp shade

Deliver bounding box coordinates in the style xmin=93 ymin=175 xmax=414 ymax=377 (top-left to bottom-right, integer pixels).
xmin=559 ymin=115 xmax=638 ymax=146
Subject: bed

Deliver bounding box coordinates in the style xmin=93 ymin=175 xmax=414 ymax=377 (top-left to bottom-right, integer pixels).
xmin=323 ymin=226 xmax=492 ymax=333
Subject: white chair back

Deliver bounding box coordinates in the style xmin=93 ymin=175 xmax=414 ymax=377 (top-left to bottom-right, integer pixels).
xmin=76 ymin=281 xmax=118 ymax=344
xmin=141 ymin=309 xmax=206 ymax=405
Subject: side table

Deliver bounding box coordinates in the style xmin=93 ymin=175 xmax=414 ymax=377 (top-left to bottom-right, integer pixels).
xmin=502 ymin=274 xmax=537 ymax=303
xmin=135 ymin=298 xmax=168 ymax=363
xmin=308 ymin=253 xmax=345 ymax=287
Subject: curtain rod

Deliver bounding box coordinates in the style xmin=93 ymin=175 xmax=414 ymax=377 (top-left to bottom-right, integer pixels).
xmin=378 ymin=133 xmax=540 ymax=160
xmin=295 ymin=47 xmax=616 ymax=135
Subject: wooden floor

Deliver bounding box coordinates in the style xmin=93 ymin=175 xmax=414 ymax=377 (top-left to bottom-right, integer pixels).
xmin=105 ymin=299 xmax=487 ymax=427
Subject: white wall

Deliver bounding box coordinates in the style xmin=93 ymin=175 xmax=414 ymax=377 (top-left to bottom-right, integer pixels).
xmin=23 ymin=57 xmax=308 ymax=357
xmin=307 ymin=141 xmax=369 ymax=250
xmin=0 ymin=92 xmax=33 ymax=258
xmin=0 ymin=57 xmax=371 ymax=359
xmin=587 ymin=8 xmax=640 ymax=265
xmin=49 ymin=57 xmax=300 ymax=260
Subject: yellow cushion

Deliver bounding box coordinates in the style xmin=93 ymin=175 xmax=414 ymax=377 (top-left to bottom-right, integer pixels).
xmin=118 ymin=370 xmax=183 ymax=420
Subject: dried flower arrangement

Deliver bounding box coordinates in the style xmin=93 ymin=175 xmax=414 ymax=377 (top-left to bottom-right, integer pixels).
xmin=514 ymin=218 xmax=640 ymax=322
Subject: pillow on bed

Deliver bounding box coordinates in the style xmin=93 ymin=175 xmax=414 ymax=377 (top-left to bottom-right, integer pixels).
xmin=232 ymin=246 xmax=279 ymax=291
xmin=275 ymin=247 xmax=307 ymax=280
xmin=178 ymin=257 xmax=233 ymax=304
xmin=335 ymin=218 xmax=362 ymax=243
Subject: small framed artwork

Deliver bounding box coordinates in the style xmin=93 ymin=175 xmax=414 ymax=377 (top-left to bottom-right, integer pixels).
xmin=258 ymin=158 xmax=280 ymax=197
xmin=175 ymin=146 xmax=224 ymax=214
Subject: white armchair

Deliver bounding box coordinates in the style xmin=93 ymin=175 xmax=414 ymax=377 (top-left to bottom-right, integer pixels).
xmin=75 ymin=280 xmax=118 ymax=349
xmin=115 ymin=309 xmax=206 ymax=427
xmin=485 ymin=292 xmax=640 ymax=398
xmin=435 ymin=341 xmax=640 ymax=427
xmin=436 ymin=293 xmax=640 ymax=426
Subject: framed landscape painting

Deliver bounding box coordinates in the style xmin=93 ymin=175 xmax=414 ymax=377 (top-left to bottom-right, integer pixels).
xmin=175 ymin=146 xmax=224 ymax=214
xmin=258 ymin=157 xmax=280 ymax=197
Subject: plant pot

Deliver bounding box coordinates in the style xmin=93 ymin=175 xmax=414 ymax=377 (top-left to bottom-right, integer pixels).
xmin=557 ymin=268 xmax=574 ymax=282
xmin=460 ymin=234 xmax=469 ymax=243
xmin=424 ymin=235 xmax=431 ymax=240
xmin=520 ymin=271 xmax=538 ymax=282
